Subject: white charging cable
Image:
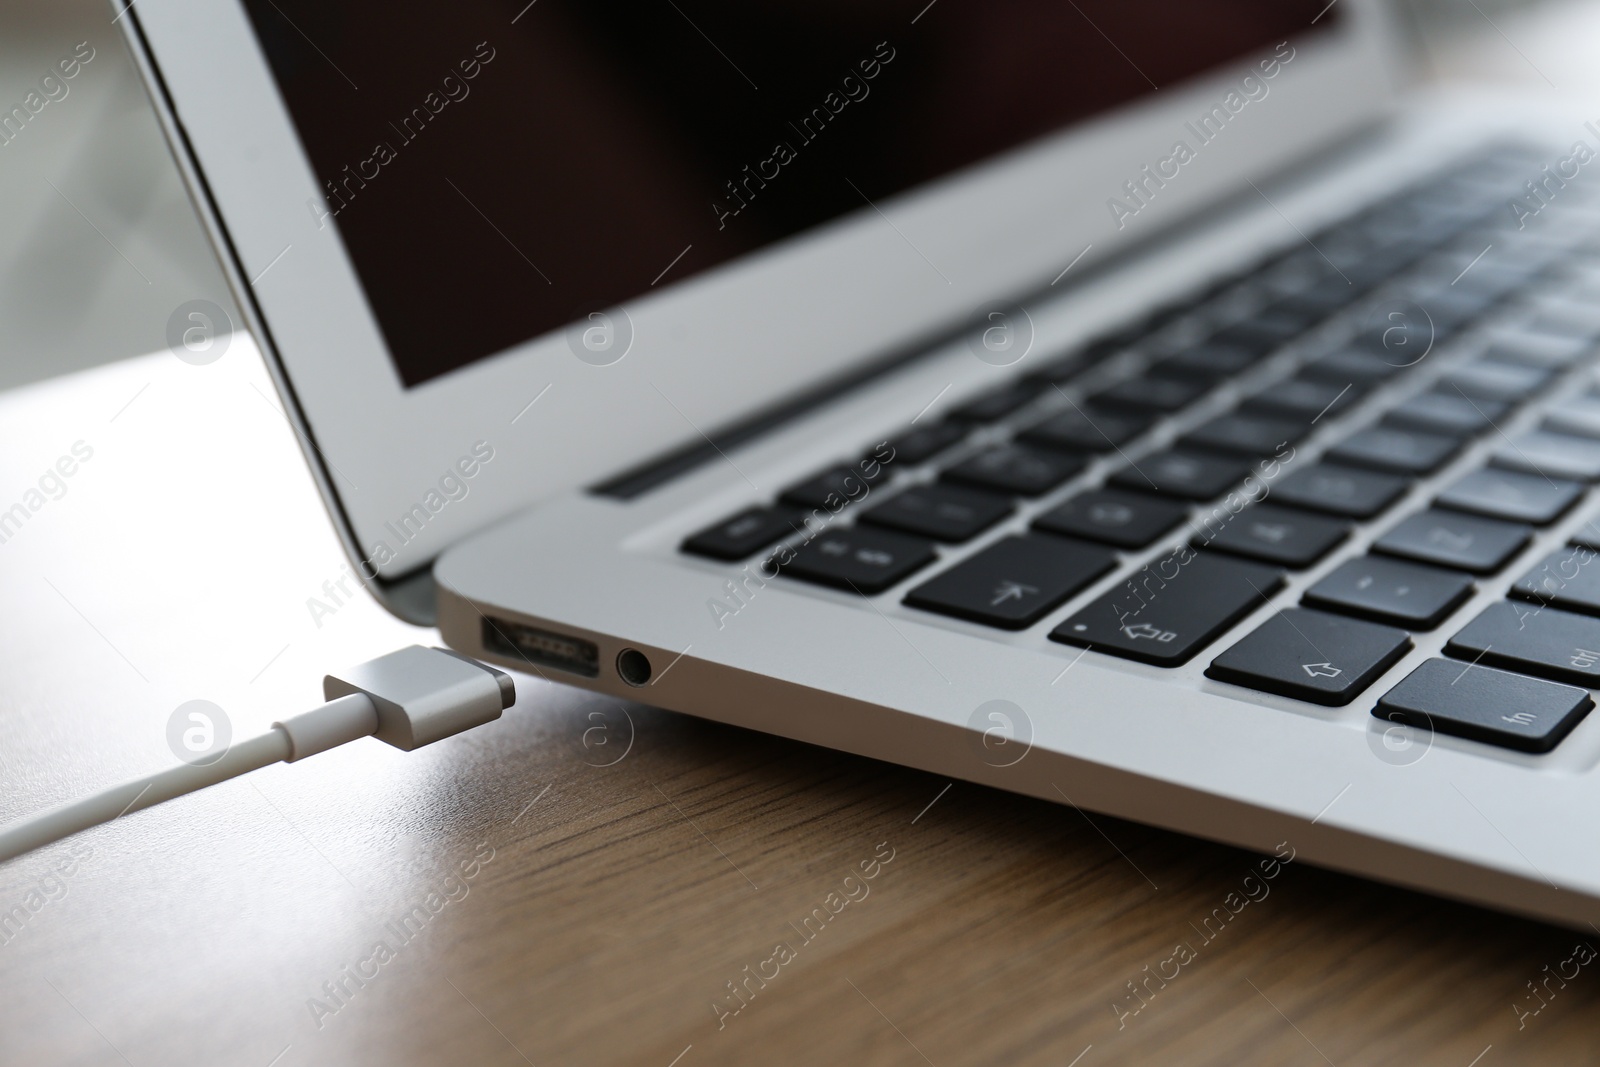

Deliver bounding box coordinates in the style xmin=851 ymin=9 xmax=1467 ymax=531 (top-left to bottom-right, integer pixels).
xmin=0 ymin=645 xmax=515 ymax=864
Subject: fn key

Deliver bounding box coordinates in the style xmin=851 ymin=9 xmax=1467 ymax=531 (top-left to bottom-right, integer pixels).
xmin=1376 ymin=659 xmax=1593 ymax=753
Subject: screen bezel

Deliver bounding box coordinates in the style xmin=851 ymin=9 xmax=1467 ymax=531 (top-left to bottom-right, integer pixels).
xmin=122 ymin=1 xmax=1404 ymax=584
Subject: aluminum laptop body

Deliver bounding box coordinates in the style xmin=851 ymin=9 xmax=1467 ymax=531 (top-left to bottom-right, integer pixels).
xmin=121 ymin=0 xmax=1600 ymax=928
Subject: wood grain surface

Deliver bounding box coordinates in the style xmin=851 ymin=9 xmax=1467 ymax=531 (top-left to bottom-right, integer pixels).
xmin=1 ymin=349 xmax=1597 ymax=1067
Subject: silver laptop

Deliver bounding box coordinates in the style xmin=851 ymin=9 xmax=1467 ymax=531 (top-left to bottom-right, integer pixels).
xmin=123 ymin=0 xmax=1600 ymax=928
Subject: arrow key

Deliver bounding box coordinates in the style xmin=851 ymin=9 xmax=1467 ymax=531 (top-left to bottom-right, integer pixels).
xmin=1207 ymin=608 xmax=1412 ymax=706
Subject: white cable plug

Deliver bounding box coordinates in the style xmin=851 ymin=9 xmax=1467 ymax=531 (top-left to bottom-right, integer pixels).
xmin=0 ymin=646 xmax=514 ymax=864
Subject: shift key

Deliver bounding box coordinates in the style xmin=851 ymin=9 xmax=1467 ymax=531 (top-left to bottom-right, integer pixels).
xmin=1445 ymin=601 xmax=1600 ymax=688
xmin=1051 ymin=553 xmax=1285 ymax=666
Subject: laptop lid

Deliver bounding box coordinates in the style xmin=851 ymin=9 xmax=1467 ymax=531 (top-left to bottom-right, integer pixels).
xmin=120 ymin=0 xmax=1403 ymax=600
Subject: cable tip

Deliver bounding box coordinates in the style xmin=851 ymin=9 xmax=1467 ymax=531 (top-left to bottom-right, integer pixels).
xmin=324 ymin=645 xmax=516 ymax=751
xmin=433 ymin=646 xmax=517 ymax=709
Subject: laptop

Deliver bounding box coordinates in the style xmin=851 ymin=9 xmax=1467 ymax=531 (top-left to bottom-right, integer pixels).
xmin=121 ymin=1 xmax=1600 ymax=929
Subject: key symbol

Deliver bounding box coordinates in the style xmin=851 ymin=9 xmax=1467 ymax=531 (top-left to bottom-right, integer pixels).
xmin=990 ymin=580 xmax=1039 ymax=606
xmin=1122 ymin=622 xmax=1177 ymax=642
xmin=1319 ymin=476 xmax=1354 ymax=499
xmin=1302 ymin=662 xmax=1342 ymax=678
xmin=1089 ymin=502 xmax=1135 ymax=526
xmin=1251 ymin=522 xmax=1291 ymax=544
xmin=1502 ymin=712 xmax=1536 ymax=726
xmin=856 ymin=548 xmax=894 ymax=567
xmin=1487 ymin=478 xmax=1524 ymax=502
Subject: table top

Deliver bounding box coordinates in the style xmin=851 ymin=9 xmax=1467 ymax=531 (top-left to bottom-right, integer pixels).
xmin=3 ymin=342 xmax=1598 ymax=1067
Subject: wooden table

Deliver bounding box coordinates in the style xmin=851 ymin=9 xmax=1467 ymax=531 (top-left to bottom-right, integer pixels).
xmin=1 ymin=346 xmax=1596 ymax=1067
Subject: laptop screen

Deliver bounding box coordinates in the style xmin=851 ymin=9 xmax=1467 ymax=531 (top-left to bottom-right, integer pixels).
xmin=242 ymin=1 xmax=1335 ymax=387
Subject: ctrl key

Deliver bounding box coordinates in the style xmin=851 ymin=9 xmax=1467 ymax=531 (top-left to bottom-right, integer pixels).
xmin=683 ymin=506 xmax=801 ymax=560
xmin=1374 ymin=659 xmax=1594 ymax=753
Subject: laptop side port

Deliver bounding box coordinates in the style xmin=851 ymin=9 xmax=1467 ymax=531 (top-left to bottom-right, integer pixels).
xmin=481 ymin=616 xmax=600 ymax=678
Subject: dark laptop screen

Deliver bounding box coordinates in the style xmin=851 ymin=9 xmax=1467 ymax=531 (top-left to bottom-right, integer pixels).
xmin=241 ymin=0 xmax=1336 ymax=386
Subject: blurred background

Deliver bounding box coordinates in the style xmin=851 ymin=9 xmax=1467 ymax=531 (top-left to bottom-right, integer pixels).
xmin=2 ymin=0 xmax=1598 ymax=393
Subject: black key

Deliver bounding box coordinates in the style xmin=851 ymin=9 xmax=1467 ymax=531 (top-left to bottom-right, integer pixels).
xmin=1414 ymin=289 xmax=1499 ymax=334
xmin=1485 ymin=332 xmax=1590 ymax=370
xmin=1180 ymin=413 xmax=1304 ymax=458
xmin=877 ymin=423 xmax=968 ymax=466
xmin=1327 ymin=426 xmax=1461 ymax=475
xmin=1243 ymin=378 xmax=1362 ymax=423
xmin=1511 ymin=545 xmax=1600 ymax=616
xmin=1441 ymin=360 xmax=1554 ymax=402
xmin=1206 ymin=608 xmax=1411 ymax=706
xmin=1018 ymin=406 xmax=1153 ymax=453
xmin=1446 ymin=601 xmax=1600 ymax=688
xmin=1526 ymin=301 xmax=1600 ymax=341
xmin=1373 ymin=509 xmax=1532 ymax=574
xmin=1022 ymin=349 xmax=1094 ymax=385
xmin=1033 ymin=489 xmax=1189 ymax=549
xmin=1092 ymin=374 xmax=1210 ymax=414
xmin=1109 ymin=450 xmax=1249 ymax=500
xmin=1435 ymin=467 xmax=1583 ymax=525
xmin=942 ymin=444 xmax=1085 ymax=497
xmin=1157 ymin=343 xmax=1256 ymax=381
xmin=1343 ymin=247 xmax=1421 ymax=291
xmin=1375 ymin=659 xmax=1592 ymax=753
xmin=1449 ymin=269 xmax=1528 ymax=307
xmin=1542 ymin=395 xmax=1600 ymax=439
xmin=1383 ymin=392 xmax=1508 ymax=437
xmin=1051 ymin=553 xmax=1285 ymax=667
xmin=1209 ymin=310 xmax=1307 ymax=354
xmin=947 ymin=381 xmax=1044 ymax=423
xmin=1143 ymin=300 xmax=1196 ymax=332
xmin=781 ymin=461 xmax=892 ymax=510
xmin=904 ymin=535 xmax=1115 ymax=630
xmin=682 ymin=506 xmax=802 ymax=561
xmin=1491 ymin=430 xmax=1600 ymax=481
xmin=1277 ymin=282 xmax=1357 ymax=319
xmin=860 ymin=483 xmax=1013 ymax=543
xmin=1196 ymin=504 xmax=1349 ymax=568
xmin=1302 ymin=348 xmax=1407 ymax=385
xmin=1259 ymin=251 xmax=1335 ymax=296
xmin=776 ymin=527 xmax=936 ymax=594
xmin=1568 ymin=520 xmax=1600 ymax=552
xmin=1269 ymin=463 xmax=1408 ymax=520
xmin=1303 ymin=556 xmax=1474 ymax=629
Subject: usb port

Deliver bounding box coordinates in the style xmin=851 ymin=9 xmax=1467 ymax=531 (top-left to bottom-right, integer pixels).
xmin=482 ymin=616 xmax=599 ymax=678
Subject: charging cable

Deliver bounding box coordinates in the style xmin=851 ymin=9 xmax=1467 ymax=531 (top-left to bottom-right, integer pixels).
xmin=0 ymin=645 xmax=515 ymax=864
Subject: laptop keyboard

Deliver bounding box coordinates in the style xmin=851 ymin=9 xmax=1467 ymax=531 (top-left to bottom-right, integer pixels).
xmin=679 ymin=141 xmax=1600 ymax=755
